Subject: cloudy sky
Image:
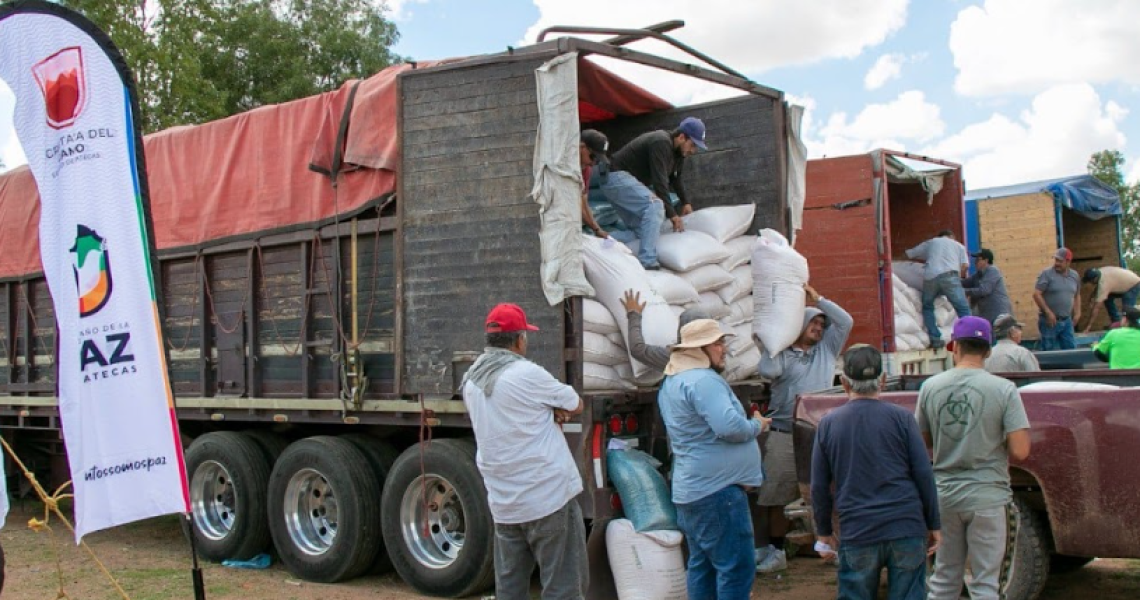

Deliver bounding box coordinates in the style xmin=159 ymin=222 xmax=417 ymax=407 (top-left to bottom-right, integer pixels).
xmin=3 ymin=0 xmax=1140 ymax=190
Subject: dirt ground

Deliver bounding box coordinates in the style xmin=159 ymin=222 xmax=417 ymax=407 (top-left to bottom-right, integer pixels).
xmin=1 ymin=499 xmax=1137 ymax=599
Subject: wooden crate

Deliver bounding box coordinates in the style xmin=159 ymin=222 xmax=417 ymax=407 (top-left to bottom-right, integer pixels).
xmin=978 ymin=192 xmax=1055 ymax=339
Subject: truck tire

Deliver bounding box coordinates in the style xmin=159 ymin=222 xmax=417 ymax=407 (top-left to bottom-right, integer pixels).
xmin=340 ymin=433 xmax=401 ymax=573
xmin=268 ymin=436 xmax=382 ymax=583
xmin=1006 ymin=496 xmax=1050 ymax=600
xmin=381 ymin=438 xmax=495 ymax=598
xmin=186 ymin=431 xmax=272 ymax=561
xmin=242 ymin=430 xmax=290 ymax=466
xmin=1049 ymin=554 xmax=1093 ymax=573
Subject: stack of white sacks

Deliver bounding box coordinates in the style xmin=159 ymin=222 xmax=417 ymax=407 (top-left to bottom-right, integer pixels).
xmin=580 ymin=204 xmax=762 ymax=390
xmin=892 ymin=261 xmax=958 ymax=352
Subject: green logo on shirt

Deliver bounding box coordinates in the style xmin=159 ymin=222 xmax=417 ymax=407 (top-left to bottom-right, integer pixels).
xmin=938 ymin=391 xmax=978 ymax=440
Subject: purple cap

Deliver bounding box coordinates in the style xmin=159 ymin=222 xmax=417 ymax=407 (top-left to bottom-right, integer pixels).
xmin=678 ymin=117 xmax=707 ymax=150
xmin=949 ymin=316 xmax=992 ymax=349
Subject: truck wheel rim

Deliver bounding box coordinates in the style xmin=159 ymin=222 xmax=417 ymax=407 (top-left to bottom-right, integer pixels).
xmin=283 ymin=468 xmax=339 ymax=556
xmin=399 ymin=475 xmax=465 ymax=569
xmin=190 ymin=460 xmax=237 ymax=541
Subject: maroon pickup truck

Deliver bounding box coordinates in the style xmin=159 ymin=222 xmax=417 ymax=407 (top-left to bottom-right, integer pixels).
xmin=789 ymin=369 xmax=1140 ymax=600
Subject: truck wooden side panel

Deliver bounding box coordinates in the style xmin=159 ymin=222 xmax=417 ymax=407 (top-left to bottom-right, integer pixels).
xmin=977 ymin=193 xmax=1056 ymax=339
xmin=397 ymin=58 xmax=565 ymax=397
xmin=1064 ymin=209 xmax=1121 ymax=332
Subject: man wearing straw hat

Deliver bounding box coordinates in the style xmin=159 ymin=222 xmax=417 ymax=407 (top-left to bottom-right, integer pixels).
xmin=658 ymin=319 xmax=772 ymax=600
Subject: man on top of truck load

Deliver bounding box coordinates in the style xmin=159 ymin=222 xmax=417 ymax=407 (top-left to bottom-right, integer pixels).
xmin=658 ymin=319 xmax=771 ymax=600
xmin=916 ymin=316 xmax=1031 ymax=600
xmin=905 ymin=230 xmax=971 ymax=349
xmin=619 ymin=289 xmax=711 ymax=370
xmin=1081 ymin=266 xmax=1140 ymax=333
xmin=756 ymin=284 xmax=852 ymax=557
xmin=812 ymin=345 xmax=941 ymax=600
xmin=596 ymin=117 xmax=707 ymax=269
xmin=961 ymin=249 xmax=1011 ymax=325
xmin=462 ymin=303 xmax=587 ymax=600
xmin=984 ymin=314 xmax=1040 ymax=373
xmin=579 ymin=129 xmax=610 ymax=239
xmin=1033 ymin=248 xmax=1082 ymax=350
xmin=1093 ymin=306 xmax=1140 ymax=369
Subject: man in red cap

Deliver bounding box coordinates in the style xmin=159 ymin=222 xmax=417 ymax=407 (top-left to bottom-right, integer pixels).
xmin=1032 ymin=248 xmax=1081 ymax=350
xmin=462 ymin=303 xmax=586 ymax=600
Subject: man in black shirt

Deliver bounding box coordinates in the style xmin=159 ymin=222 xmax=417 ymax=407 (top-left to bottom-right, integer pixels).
xmin=598 ymin=117 xmax=707 ymax=269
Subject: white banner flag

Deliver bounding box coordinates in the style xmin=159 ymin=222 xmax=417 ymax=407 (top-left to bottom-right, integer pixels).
xmin=0 ymin=2 xmax=189 ymax=539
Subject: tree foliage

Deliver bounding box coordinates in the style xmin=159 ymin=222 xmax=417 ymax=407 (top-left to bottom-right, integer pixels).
xmin=65 ymin=0 xmax=402 ymax=132
xmin=1087 ymin=150 xmax=1140 ymax=267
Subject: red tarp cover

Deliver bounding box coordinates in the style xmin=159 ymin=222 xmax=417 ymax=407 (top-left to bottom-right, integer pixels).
xmin=0 ymin=55 xmax=669 ymax=279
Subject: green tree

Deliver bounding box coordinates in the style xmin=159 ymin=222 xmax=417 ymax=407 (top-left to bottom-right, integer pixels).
xmin=65 ymin=0 xmax=401 ymax=132
xmin=1088 ymin=150 xmax=1140 ymax=269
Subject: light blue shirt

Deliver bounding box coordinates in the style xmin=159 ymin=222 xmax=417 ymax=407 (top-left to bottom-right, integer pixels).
xmin=906 ymin=237 xmax=969 ymax=280
xmin=657 ymin=368 xmax=763 ymax=504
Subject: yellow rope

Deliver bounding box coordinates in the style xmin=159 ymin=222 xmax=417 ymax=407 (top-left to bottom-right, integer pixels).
xmin=0 ymin=437 xmax=132 ymax=599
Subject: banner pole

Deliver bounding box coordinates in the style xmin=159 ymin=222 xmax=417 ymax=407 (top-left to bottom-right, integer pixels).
xmin=184 ymin=513 xmax=207 ymax=600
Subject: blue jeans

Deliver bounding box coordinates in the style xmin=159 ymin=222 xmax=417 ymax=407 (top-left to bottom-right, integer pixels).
xmin=599 ymin=170 xmax=665 ymax=268
xmin=838 ymin=536 xmax=927 ymax=600
xmin=1104 ymin=283 xmax=1140 ymax=323
xmin=675 ymin=486 xmax=755 ymax=600
xmin=1037 ymin=315 xmax=1076 ymax=350
xmin=922 ymin=272 xmax=971 ymax=341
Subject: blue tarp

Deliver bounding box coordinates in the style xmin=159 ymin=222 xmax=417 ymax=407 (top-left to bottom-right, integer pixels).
xmin=965 ymin=174 xmax=1122 ymax=220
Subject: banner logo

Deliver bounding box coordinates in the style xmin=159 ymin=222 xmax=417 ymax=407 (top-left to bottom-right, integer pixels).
xmin=70 ymin=225 xmax=112 ymax=317
xmin=32 ymin=46 xmax=86 ymax=129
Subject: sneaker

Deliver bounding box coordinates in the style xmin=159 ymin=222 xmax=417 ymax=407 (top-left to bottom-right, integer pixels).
xmin=754 ymin=545 xmax=774 ymax=565
xmin=644 ymin=264 xmax=661 ymax=271
xmin=930 ymin=338 xmax=946 ymax=350
xmin=756 ymin=548 xmax=787 ymax=573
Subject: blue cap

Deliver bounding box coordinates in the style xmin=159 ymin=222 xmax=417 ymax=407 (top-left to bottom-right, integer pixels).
xmin=678 ymin=117 xmax=707 ymax=150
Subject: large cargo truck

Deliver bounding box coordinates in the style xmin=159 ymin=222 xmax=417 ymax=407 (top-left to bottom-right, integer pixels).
xmin=794 ymin=149 xmax=963 ymax=375
xmin=0 ymin=26 xmax=797 ymax=597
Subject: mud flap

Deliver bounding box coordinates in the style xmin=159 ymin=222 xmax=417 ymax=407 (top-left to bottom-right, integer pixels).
xmin=585 ymin=518 xmax=619 ymax=600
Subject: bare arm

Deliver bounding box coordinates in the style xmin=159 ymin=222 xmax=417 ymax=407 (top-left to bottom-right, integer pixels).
xmin=1072 ymin=290 xmax=1082 ymax=324
xmin=580 ymin=191 xmax=606 ymax=237
xmin=1033 ymin=289 xmax=1057 ymax=326
xmin=1084 ymin=302 xmax=1101 ymax=332
xmin=1007 ymin=429 xmax=1031 ymax=462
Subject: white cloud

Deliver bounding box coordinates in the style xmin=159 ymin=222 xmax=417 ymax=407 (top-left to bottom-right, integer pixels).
xmin=1127 ymin=158 xmax=1140 ymax=185
xmin=385 ymin=0 xmax=428 ymax=21
xmin=922 ymin=83 xmax=1126 ymax=188
xmin=804 ymin=91 xmax=945 ymax=158
xmin=865 ymin=54 xmax=904 ymax=90
xmin=950 ymin=0 xmax=1140 ymax=96
xmin=524 ymin=0 xmax=907 ymax=105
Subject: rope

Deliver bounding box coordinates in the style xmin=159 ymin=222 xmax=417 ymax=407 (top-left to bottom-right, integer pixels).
xmin=18 ymin=283 xmax=55 ymax=368
xmin=256 ymin=237 xmax=321 ymax=357
xmin=0 ymin=437 xmax=131 ymax=599
xmin=201 ymin=253 xmax=252 ymax=335
xmin=419 ymin=395 xmax=434 ymax=538
xmin=312 ymin=222 xmax=385 ymax=352
xmin=166 ymin=253 xmax=202 ymax=353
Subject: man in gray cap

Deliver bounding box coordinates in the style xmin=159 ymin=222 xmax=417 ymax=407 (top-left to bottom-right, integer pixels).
xmin=755 ymin=284 xmax=853 ymax=556
xmin=961 ymin=249 xmax=1011 ymax=325
xmin=1032 ymin=248 xmax=1081 ymax=350
xmin=984 ymin=314 xmax=1040 ymax=373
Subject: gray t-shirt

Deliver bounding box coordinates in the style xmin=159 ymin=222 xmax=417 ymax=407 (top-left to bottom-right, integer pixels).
xmin=985 ymin=339 xmax=1041 ymax=373
xmin=906 ymin=238 xmax=969 ymax=280
xmin=915 ymin=367 xmax=1030 ymax=512
xmin=1035 ymin=267 xmax=1081 ymax=318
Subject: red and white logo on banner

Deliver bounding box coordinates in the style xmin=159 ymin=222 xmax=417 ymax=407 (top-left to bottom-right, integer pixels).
xmin=32 ymin=45 xmax=86 ymax=129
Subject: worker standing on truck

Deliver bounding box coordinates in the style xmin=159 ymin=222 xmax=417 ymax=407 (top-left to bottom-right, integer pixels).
xmin=1081 ymin=266 xmax=1140 ymax=332
xmin=755 ymin=284 xmax=852 ymax=563
xmin=657 ymin=319 xmax=770 ymax=600
xmin=812 ymin=345 xmax=941 ymax=600
xmin=985 ymin=314 xmax=1040 ymax=373
xmin=905 ymin=230 xmax=971 ymax=349
xmin=619 ymin=289 xmax=710 ymax=370
xmin=597 ymin=117 xmax=707 ymax=269
xmin=461 ymin=303 xmax=588 ymax=600
xmin=961 ymin=249 xmax=1011 ymax=325
xmin=1032 ymin=248 xmax=1082 ymax=350
xmin=916 ymin=316 xmax=1031 ymax=600
xmin=579 ymin=129 xmax=610 ymax=238
xmin=1093 ymin=307 xmax=1140 ymax=369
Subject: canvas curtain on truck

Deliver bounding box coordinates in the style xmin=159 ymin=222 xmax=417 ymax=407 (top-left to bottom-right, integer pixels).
xmin=0 ymin=1 xmax=189 ymax=540
xmin=532 ymin=52 xmax=595 ymax=305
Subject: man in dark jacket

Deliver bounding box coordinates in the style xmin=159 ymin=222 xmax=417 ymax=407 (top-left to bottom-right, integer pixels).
xmin=597 ymin=117 xmax=707 ymax=269
xmin=962 ymin=249 xmax=1011 ymax=324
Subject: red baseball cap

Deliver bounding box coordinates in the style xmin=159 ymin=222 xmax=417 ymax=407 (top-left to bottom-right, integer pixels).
xmin=485 ymin=303 xmax=540 ymax=333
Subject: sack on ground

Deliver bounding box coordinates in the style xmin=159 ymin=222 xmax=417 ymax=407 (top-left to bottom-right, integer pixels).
xmin=716 ymin=265 xmax=753 ymax=304
xmin=606 ymin=519 xmax=687 ymax=600
xmin=584 ymin=363 xmax=636 ymax=391
xmin=655 ymin=231 xmax=731 ymax=272
xmin=722 ymin=235 xmax=756 ymax=270
xmin=646 ymin=270 xmax=701 ymax=306
xmin=606 ymin=449 xmax=679 ymax=532
xmin=584 ymin=298 xmax=621 ymax=335
xmin=679 ymin=204 xmax=755 ymax=242
xmin=678 ymin=264 xmax=735 ymax=293
xmin=751 ymin=229 xmax=809 ymax=357
xmin=584 ymin=332 xmax=628 ymax=366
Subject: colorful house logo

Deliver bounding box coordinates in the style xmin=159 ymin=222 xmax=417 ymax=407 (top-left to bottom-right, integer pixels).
xmin=32 ymin=46 xmax=87 ymax=129
xmin=71 ymin=225 xmax=112 ymax=318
